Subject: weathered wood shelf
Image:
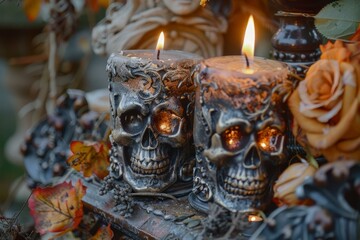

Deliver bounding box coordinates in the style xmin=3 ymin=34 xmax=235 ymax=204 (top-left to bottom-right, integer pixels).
xmin=69 ymin=172 xmax=206 ymax=239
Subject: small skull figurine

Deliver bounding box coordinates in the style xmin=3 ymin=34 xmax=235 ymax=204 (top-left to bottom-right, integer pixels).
xmin=107 ymin=50 xmax=201 ymax=193
xmin=190 ymin=56 xmax=294 ymax=212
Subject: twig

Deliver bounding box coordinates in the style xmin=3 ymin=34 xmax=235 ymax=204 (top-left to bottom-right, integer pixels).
xmin=1 ymin=175 xmax=26 ymax=214
xmin=288 ymin=72 xmax=304 ymax=82
xmin=275 ymin=11 xmax=315 ymax=18
xmin=33 ymin=64 xmax=49 ymax=122
xmin=11 ymin=192 xmax=32 ymax=226
xmin=68 ymin=34 xmax=92 ymax=90
xmin=9 ymin=54 xmax=48 ymax=66
xmin=48 ymin=30 xmax=57 ymax=114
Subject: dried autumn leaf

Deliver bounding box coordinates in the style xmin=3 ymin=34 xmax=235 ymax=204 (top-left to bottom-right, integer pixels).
xmin=86 ymin=0 xmax=109 ymax=12
xmin=200 ymin=0 xmax=208 ymax=7
xmin=90 ymin=224 xmax=114 ymax=240
xmin=67 ymin=141 xmax=110 ymax=179
xmin=23 ymin=0 xmax=42 ymax=22
xmin=98 ymin=0 xmax=109 ymax=8
xmin=28 ymin=180 xmax=87 ymax=236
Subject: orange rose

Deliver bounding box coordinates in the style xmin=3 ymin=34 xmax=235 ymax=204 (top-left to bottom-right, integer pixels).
xmin=320 ymin=40 xmax=352 ymax=62
xmin=288 ymin=41 xmax=360 ymax=162
xmin=273 ymin=161 xmax=317 ymax=206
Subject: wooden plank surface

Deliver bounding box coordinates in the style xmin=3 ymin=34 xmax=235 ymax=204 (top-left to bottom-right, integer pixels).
xmin=68 ymin=172 xmax=206 ymax=239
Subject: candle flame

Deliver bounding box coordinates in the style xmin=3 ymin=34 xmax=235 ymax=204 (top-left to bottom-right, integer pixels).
xmin=156 ymin=31 xmax=165 ymax=51
xmin=248 ymin=215 xmax=262 ymax=222
xmin=242 ymin=15 xmax=255 ymax=61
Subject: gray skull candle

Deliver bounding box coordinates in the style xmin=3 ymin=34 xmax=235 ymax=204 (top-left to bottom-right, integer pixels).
xmin=106 ymin=34 xmax=201 ymax=194
xmin=190 ymin=16 xmax=294 ymax=212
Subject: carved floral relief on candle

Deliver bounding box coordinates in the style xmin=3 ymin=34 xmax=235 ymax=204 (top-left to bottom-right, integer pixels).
xmin=191 ymin=56 xmax=294 ymax=212
xmin=106 ymin=50 xmax=201 ymax=193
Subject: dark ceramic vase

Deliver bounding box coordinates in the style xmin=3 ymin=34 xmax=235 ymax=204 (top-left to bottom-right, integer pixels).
xmin=272 ymin=0 xmax=333 ymax=13
xmin=271 ymin=0 xmax=333 ymax=76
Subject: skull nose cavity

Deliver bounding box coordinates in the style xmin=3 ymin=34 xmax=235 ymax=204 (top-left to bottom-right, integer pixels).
xmin=141 ymin=127 xmax=158 ymax=149
xmin=243 ymin=146 xmax=261 ymax=169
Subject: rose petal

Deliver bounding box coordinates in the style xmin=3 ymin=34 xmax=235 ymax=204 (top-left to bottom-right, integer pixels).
xmin=273 ymin=162 xmax=316 ymax=206
xmin=276 ymin=162 xmax=309 ymax=183
xmin=288 ymin=90 xmax=327 ymax=133
xmin=322 ymin=145 xmax=360 ymax=162
xmin=343 ymin=67 xmax=356 ymax=87
xmin=321 ymin=41 xmax=351 ymax=62
xmin=337 ymin=136 xmax=360 ymax=152
xmin=306 ymin=100 xmax=359 ymax=149
xmin=299 ymin=61 xmax=343 ymax=110
xmin=331 ymin=61 xmax=340 ymax=94
xmin=317 ymin=100 xmax=342 ymax=123
xmin=300 ymin=104 xmax=338 ymax=119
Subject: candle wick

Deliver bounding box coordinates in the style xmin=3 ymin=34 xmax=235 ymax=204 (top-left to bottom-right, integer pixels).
xmin=244 ymin=53 xmax=250 ymax=68
xmin=156 ymin=49 xmax=160 ymax=60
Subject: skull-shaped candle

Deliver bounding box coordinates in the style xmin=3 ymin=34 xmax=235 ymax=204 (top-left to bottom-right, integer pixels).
xmin=107 ymin=47 xmax=201 ymax=194
xmin=190 ymin=16 xmax=293 ymax=212
xmin=190 ymin=56 xmax=293 ymax=212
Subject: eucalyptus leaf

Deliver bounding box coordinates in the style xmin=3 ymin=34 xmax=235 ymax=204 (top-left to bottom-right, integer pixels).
xmin=314 ymin=0 xmax=360 ymax=40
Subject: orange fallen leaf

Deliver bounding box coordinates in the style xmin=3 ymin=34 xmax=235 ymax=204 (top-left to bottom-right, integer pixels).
xmin=67 ymin=141 xmax=110 ymax=179
xmin=86 ymin=0 xmax=109 ymax=12
xmin=23 ymin=0 xmax=42 ymax=22
xmin=98 ymin=0 xmax=109 ymax=8
xmin=90 ymin=224 xmax=114 ymax=240
xmin=28 ymin=179 xmax=87 ymax=236
xmin=200 ymin=0 xmax=208 ymax=7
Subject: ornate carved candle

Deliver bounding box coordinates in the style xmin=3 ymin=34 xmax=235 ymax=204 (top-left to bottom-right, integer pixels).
xmin=106 ymin=38 xmax=201 ymax=194
xmin=190 ymin=16 xmax=294 ymax=212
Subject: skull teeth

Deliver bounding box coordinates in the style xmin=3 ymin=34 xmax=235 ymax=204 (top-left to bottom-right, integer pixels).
xmin=129 ymin=146 xmax=170 ymax=175
xmin=223 ymin=183 xmax=265 ymax=196
xmin=224 ymin=177 xmax=265 ymax=189
xmin=130 ymin=160 xmax=169 ymax=175
xmin=140 ymin=148 xmax=158 ymax=162
xmin=222 ymin=167 xmax=267 ymax=196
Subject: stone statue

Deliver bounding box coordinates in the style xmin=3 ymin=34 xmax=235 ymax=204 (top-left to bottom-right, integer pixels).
xmin=92 ymin=0 xmax=228 ymax=58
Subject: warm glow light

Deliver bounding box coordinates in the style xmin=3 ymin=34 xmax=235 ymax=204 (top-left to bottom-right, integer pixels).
xmin=160 ymin=123 xmax=167 ymax=131
xmin=241 ymin=15 xmax=255 ymax=67
xmin=260 ymin=142 xmax=267 ymax=149
xmin=248 ymin=215 xmax=263 ymax=222
xmin=156 ymin=31 xmax=165 ymax=51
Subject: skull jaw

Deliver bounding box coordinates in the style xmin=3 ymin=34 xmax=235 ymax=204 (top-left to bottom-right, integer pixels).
xmin=122 ymin=146 xmax=181 ymax=192
xmin=123 ymin=168 xmax=177 ymax=192
xmin=213 ymin=184 xmax=272 ymax=212
xmin=212 ymin=166 xmax=273 ymax=212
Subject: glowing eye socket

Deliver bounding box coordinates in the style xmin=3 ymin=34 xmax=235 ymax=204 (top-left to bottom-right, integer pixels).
xmin=257 ymin=127 xmax=284 ymax=153
xmin=221 ymin=126 xmax=243 ymax=152
xmin=121 ymin=109 xmax=145 ymax=134
xmin=154 ymin=110 xmax=180 ymax=135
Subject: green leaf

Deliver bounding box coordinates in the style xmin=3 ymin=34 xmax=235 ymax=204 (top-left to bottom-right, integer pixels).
xmin=314 ymin=0 xmax=360 ymax=40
